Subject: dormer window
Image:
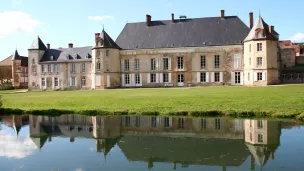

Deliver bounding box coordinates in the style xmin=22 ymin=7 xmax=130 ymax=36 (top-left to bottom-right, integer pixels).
xmin=257 ymin=32 xmax=262 ymax=38
xmin=50 ymin=56 xmax=54 ymax=61
xmin=106 ymin=50 xmax=110 ymax=56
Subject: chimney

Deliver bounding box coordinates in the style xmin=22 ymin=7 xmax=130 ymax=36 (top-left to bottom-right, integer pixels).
xmin=269 ymin=25 xmax=274 ymax=34
xmin=171 ymin=13 xmax=174 ymax=23
xmin=146 ymin=14 xmax=151 ymax=26
xmin=221 ymin=10 xmax=225 ymax=19
xmin=249 ymin=12 xmax=254 ymax=29
xmin=95 ymin=33 xmax=100 ymax=39
xmin=68 ymin=43 xmax=73 ymax=48
xmin=47 ymin=43 xmax=50 ymax=49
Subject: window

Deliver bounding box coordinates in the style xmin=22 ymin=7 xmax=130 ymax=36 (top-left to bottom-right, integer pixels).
xmin=71 ymin=64 xmax=76 ymax=73
xmin=177 ymin=56 xmax=183 ymax=70
xmin=71 ymin=77 xmax=76 ymax=86
xmin=249 ymin=57 xmax=251 ymax=66
xmin=53 ymin=64 xmax=59 ymax=73
xmin=163 ymin=73 xmax=169 ymax=83
xmin=81 ymin=77 xmax=86 ymax=87
xmin=290 ymin=73 xmax=293 ymax=80
xmin=178 ymin=118 xmax=184 ymax=129
xmin=282 ymin=73 xmax=286 ymax=80
xmin=258 ymin=120 xmax=263 ymax=129
xmin=200 ymin=72 xmax=206 ymax=82
xmin=257 ymin=32 xmax=262 ymax=38
xmin=41 ymin=65 xmax=45 ymax=72
xmin=215 ymin=118 xmax=221 ymax=129
xmin=125 ymin=74 xmax=130 ymax=84
xmin=32 ymin=66 xmax=36 ymax=73
xmin=201 ymin=119 xmax=207 ymax=129
xmin=54 ymin=78 xmax=59 ymax=87
xmin=135 ymin=59 xmax=140 ymax=71
xmin=249 ymin=44 xmax=251 ymax=52
xmin=257 ymin=57 xmax=262 ymax=67
xmin=96 ymin=50 xmax=100 ymax=57
xmin=235 ymin=72 xmax=241 ymax=84
xmin=151 ymin=117 xmax=157 ymax=127
xmin=41 ymin=78 xmax=46 ymax=87
xmin=135 ymin=116 xmax=140 ymax=127
xmin=164 ymin=117 xmax=170 ymax=127
xmin=215 ymin=55 xmax=220 ymax=68
xmin=47 ymin=64 xmax=52 ymax=72
xmin=97 ymin=62 xmax=101 ymax=72
xmin=135 ymin=74 xmax=140 ymax=84
xmin=106 ymin=50 xmax=109 ymax=56
xmin=124 ymin=59 xmax=129 ymax=71
xmin=201 ymin=56 xmax=206 ymax=69
xmin=258 ymin=134 xmax=263 ymax=143
xmin=257 ymin=72 xmax=263 ymax=81
xmin=125 ymin=116 xmax=130 ymax=127
xmin=82 ymin=63 xmax=86 ymax=73
xmin=234 ymin=54 xmax=241 ymax=69
xmin=150 ymin=73 xmax=156 ymax=83
xmin=257 ymin=43 xmax=262 ymax=51
xmin=214 ymin=72 xmax=220 ymax=82
xmin=248 ymin=72 xmax=250 ymax=81
xmin=163 ymin=58 xmax=169 ymax=70
xmin=105 ymin=60 xmax=109 ymax=71
xmin=178 ymin=74 xmax=184 ymax=83
xmin=32 ymin=59 xmax=35 ymax=64
xmin=150 ymin=58 xmax=156 ymax=70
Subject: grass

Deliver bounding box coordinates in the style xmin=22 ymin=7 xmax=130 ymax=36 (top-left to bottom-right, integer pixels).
xmin=1 ymin=85 xmax=304 ymax=120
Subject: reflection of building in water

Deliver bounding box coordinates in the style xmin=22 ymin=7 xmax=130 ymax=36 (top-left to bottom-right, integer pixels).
xmin=26 ymin=115 xmax=284 ymax=170
xmin=244 ymin=119 xmax=281 ymax=169
xmin=0 ymin=116 xmax=29 ymax=136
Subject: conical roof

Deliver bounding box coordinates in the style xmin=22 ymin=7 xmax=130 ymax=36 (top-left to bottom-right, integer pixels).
xmin=28 ymin=36 xmax=47 ymax=50
xmin=99 ymin=30 xmax=120 ymax=49
xmin=244 ymin=16 xmax=278 ymax=42
xmin=12 ymin=49 xmax=20 ymax=60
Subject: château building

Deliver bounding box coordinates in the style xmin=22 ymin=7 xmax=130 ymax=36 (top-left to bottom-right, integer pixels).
xmin=26 ymin=10 xmax=303 ymax=90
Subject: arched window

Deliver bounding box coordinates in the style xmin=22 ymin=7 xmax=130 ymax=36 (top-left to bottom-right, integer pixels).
xmin=97 ymin=62 xmax=101 ymax=72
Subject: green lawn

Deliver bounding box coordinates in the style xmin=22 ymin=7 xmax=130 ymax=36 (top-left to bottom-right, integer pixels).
xmin=1 ymin=86 xmax=304 ymax=119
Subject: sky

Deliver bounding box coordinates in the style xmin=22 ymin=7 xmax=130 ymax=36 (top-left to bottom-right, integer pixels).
xmin=0 ymin=0 xmax=304 ymax=61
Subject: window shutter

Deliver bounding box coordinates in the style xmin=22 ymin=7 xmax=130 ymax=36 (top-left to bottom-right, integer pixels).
xmin=240 ymin=72 xmax=244 ymax=85
xmin=96 ymin=75 xmax=101 ymax=86
xmin=211 ymin=72 xmax=215 ymax=82
xmin=155 ymin=59 xmax=159 ymax=70
xmin=130 ymin=59 xmax=134 ymax=71
xmin=75 ymin=77 xmax=77 ymax=86
xmin=107 ymin=75 xmax=110 ymax=87
xmin=140 ymin=74 xmax=142 ymax=86
xmin=262 ymin=72 xmax=266 ymax=81
xmin=205 ymin=72 xmax=209 ymax=82
xmin=168 ymin=58 xmax=172 ymax=70
xmin=156 ymin=73 xmax=159 ymax=83
xmin=122 ymin=74 xmax=125 ymax=86
xmin=69 ymin=77 xmax=72 ymax=86
xmin=254 ymin=72 xmax=257 ymax=81
xmin=160 ymin=58 xmax=163 ymax=71
xmin=220 ymin=72 xmax=224 ymax=82
xmin=197 ymin=72 xmax=201 ymax=83
xmin=168 ymin=73 xmax=172 ymax=83
xmin=169 ymin=117 xmax=172 ymax=127
xmin=131 ymin=74 xmax=135 ymax=86
xmin=231 ymin=72 xmax=235 ymax=85
xmin=147 ymin=74 xmax=150 ymax=83
xmin=121 ymin=60 xmax=124 ymax=72
xmin=160 ymin=73 xmax=163 ymax=83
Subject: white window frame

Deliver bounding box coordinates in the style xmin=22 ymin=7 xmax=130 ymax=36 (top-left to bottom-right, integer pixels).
xmin=81 ymin=77 xmax=86 ymax=87
xmin=41 ymin=78 xmax=46 ymax=89
xmin=47 ymin=64 xmax=52 ymax=73
xmin=135 ymin=59 xmax=140 ymax=71
xmin=163 ymin=58 xmax=169 ymax=70
xmin=82 ymin=63 xmax=86 ymax=73
xmin=178 ymin=118 xmax=184 ymax=129
xmin=201 ymin=56 xmax=206 ymax=69
xmin=257 ymin=72 xmax=263 ymax=81
xmin=215 ymin=118 xmax=221 ymax=129
xmin=214 ymin=72 xmax=220 ymax=82
xmin=54 ymin=77 xmax=59 ymax=88
xmin=177 ymin=56 xmax=184 ymax=70
xmin=200 ymin=72 xmax=206 ymax=82
xmin=258 ymin=134 xmax=263 ymax=143
xmin=97 ymin=61 xmax=101 ymax=72
xmin=257 ymin=57 xmax=262 ymax=67
xmin=201 ymin=119 xmax=207 ymax=129
xmin=124 ymin=59 xmax=130 ymax=71
xmin=258 ymin=120 xmax=263 ymax=129
xmin=135 ymin=74 xmax=141 ymax=85
xmin=71 ymin=63 xmax=76 ymax=73
xmin=257 ymin=43 xmax=262 ymax=51
xmin=71 ymin=77 xmax=76 ymax=86
xmin=125 ymin=74 xmax=130 ymax=85
xmin=163 ymin=73 xmax=169 ymax=83
xmin=215 ymin=55 xmax=220 ymax=68
xmin=53 ymin=64 xmax=59 ymax=73
xmin=106 ymin=49 xmax=110 ymax=56
xmin=235 ymin=72 xmax=241 ymax=84
xmin=150 ymin=73 xmax=156 ymax=83
xmin=151 ymin=58 xmax=156 ymax=71
xmin=234 ymin=54 xmax=241 ymax=69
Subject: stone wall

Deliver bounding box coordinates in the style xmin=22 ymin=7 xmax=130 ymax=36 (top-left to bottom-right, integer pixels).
xmin=296 ymin=56 xmax=304 ymax=65
xmin=281 ymin=48 xmax=296 ymax=68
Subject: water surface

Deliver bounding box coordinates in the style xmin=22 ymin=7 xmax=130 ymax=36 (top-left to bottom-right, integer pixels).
xmin=0 ymin=115 xmax=303 ymax=171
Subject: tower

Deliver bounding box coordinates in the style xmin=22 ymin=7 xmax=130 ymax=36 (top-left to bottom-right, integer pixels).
xmin=243 ymin=15 xmax=279 ymax=86
xmin=91 ymin=29 xmax=121 ymax=89
xmin=28 ymin=36 xmax=47 ymax=90
xmin=11 ymin=49 xmax=22 ymax=88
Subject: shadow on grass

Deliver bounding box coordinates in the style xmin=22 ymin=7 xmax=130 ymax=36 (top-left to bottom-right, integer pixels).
xmin=0 ymin=108 xmax=303 ymax=121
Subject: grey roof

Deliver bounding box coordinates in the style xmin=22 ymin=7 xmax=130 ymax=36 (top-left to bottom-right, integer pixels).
xmin=29 ymin=36 xmax=47 ymax=50
xmin=244 ymin=16 xmax=279 ymax=42
xmin=12 ymin=50 xmax=20 ymax=60
xmin=12 ymin=49 xmax=28 ymax=66
xmin=98 ymin=30 xmax=120 ymax=49
xmin=40 ymin=46 xmax=92 ymax=62
xmin=115 ymin=16 xmax=250 ymax=50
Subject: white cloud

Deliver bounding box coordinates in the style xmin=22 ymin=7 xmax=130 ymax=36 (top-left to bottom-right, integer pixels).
xmin=88 ymin=15 xmax=114 ymax=21
xmin=0 ymin=11 xmax=42 ymax=38
xmin=289 ymin=33 xmax=304 ymax=42
xmin=0 ymin=131 xmax=37 ymax=159
xmin=164 ymin=2 xmax=173 ymax=7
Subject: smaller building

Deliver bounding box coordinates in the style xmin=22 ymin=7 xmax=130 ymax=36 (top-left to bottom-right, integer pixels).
xmin=0 ymin=50 xmax=28 ymax=88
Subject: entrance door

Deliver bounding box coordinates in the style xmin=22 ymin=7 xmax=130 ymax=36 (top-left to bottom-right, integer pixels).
xmin=177 ymin=74 xmax=184 ymax=87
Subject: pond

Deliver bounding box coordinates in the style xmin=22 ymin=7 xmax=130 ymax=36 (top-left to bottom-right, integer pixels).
xmin=0 ymin=115 xmax=304 ymax=171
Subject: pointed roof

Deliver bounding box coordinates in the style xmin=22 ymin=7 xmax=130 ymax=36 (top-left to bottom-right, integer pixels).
xmin=98 ymin=30 xmax=120 ymax=49
xmin=12 ymin=49 xmax=20 ymax=60
xmin=244 ymin=16 xmax=278 ymax=42
xmin=28 ymin=36 xmax=47 ymax=50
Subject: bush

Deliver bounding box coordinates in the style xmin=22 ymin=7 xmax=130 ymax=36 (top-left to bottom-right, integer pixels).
xmin=0 ymin=81 xmax=14 ymax=90
xmin=0 ymin=95 xmax=2 ymax=108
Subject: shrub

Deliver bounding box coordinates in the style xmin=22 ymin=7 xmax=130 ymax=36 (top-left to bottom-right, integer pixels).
xmin=0 ymin=95 xmax=2 ymax=108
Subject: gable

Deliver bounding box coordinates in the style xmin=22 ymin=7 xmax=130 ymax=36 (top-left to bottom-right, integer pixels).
xmin=0 ymin=56 xmax=12 ymax=66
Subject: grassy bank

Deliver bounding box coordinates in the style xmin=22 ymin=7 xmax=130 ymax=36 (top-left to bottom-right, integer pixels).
xmin=1 ymin=85 xmax=304 ymax=120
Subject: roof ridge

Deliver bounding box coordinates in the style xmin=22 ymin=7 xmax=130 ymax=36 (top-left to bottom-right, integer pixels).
xmin=0 ymin=55 xmax=13 ymax=64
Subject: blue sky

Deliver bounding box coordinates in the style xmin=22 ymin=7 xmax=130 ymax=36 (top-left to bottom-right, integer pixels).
xmin=0 ymin=0 xmax=304 ymax=61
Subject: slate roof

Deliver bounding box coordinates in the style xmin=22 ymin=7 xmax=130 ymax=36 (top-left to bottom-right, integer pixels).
xmin=29 ymin=36 xmax=47 ymax=50
xmin=115 ymin=16 xmax=250 ymax=50
xmin=40 ymin=46 xmax=92 ymax=62
xmin=98 ymin=30 xmax=120 ymax=49
xmin=244 ymin=16 xmax=279 ymax=42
